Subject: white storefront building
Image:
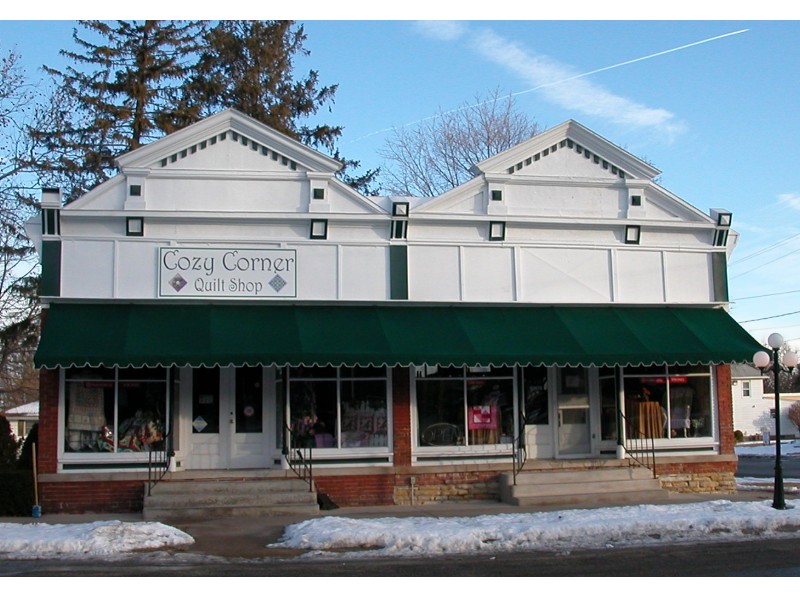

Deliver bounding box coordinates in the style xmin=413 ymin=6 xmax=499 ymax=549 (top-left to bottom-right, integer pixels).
xmin=29 ymin=110 xmax=761 ymax=512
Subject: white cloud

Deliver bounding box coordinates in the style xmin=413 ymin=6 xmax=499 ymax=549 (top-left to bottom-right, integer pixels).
xmin=778 ymin=193 xmax=800 ymax=211
xmin=472 ymin=28 xmax=685 ymax=139
xmin=414 ymin=20 xmax=466 ymax=42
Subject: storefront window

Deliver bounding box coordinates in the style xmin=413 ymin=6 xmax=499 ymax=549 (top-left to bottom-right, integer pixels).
xmin=623 ymin=365 xmax=712 ymax=440
xmin=192 ymin=368 xmax=219 ymax=434
xmin=599 ymin=367 xmax=618 ymax=442
xmin=521 ymin=366 xmax=548 ymax=425
xmin=416 ymin=366 xmax=515 ymax=447
xmin=288 ymin=367 xmax=388 ymax=449
xmin=236 ymin=366 xmax=263 ymax=433
xmin=64 ymin=367 xmax=168 ymax=453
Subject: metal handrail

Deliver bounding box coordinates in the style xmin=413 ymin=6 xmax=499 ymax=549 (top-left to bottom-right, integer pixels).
xmin=618 ymin=409 xmax=657 ymax=477
xmin=283 ymin=424 xmax=313 ymax=492
xmin=147 ymin=429 xmax=173 ymax=496
xmin=511 ymin=420 xmax=527 ymax=485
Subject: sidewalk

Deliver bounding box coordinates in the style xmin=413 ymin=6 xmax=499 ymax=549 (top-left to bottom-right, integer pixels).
xmin=1 ymin=488 xmax=776 ymax=560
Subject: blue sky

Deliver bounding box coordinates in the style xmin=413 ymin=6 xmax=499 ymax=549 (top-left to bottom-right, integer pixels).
xmin=1 ymin=18 xmax=799 ymax=349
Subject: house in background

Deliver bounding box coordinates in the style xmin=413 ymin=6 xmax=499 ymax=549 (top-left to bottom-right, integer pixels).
xmin=1 ymin=401 xmax=39 ymax=443
xmin=731 ymin=363 xmax=800 ymax=441
xmin=731 ymin=364 xmax=769 ymax=439
xmin=27 ymin=110 xmax=762 ymax=515
xmin=763 ymin=392 xmax=800 ymax=441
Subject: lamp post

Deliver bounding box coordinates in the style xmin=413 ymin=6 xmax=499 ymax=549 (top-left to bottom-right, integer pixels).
xmin=753 ymin=333 xmax=798 ymax=510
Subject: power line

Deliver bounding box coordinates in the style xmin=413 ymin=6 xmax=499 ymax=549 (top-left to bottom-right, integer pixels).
xmin=732 ymin=288 xmax=800 ymax=302
xmin=730 ymin=247 xmax=799 ymax=279
xmin=729 ymin=232 xmax=800 ymax=266
xmin=749 ymin=323 xmax=800 ymax=333
xmin=740 ymin=309 xmax=800 ymax=324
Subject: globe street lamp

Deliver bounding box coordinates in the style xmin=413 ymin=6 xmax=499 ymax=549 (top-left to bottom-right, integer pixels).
xmin=753 ymin=332 xmax=798 ymax=510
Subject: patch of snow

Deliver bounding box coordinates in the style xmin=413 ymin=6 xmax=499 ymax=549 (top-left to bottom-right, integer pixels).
xmin=0 ymin=520 xmax=193 ymax=559
xmin=269 ymin=500 xmax=800 ymax=558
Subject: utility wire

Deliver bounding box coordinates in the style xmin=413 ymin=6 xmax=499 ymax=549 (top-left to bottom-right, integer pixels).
xmin=730 ymin=247 xmax=799 ymax=279
xmin=732 ymin=289 xmax=800 ymax=302
xmin=739 ymin=309 xmax=800 ymax=324
xmin=729 ymin=232 xmax=800 ymax=266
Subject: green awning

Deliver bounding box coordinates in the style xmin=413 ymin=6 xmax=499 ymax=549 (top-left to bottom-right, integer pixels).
xmin=34 ymin=303 xmax=763 ymax=369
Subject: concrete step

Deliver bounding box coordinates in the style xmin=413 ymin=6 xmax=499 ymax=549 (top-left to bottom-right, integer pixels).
xmin=143 ymin=476 xmax=320 ymax=521
xmin=144 ymin=503 xmax=321 ymax=521
xmin=507 ymin=489 xmax=671 ymax=508
xmin=147 ymin=478 xmax=311 ymax=495
xmin=504 ymin=477 xmax=662 ymax=499
xmin=500 ymin=467 xmax=655 ymax=487
xmin=145 ymin=490 xmax=317 ymax=509
xmin=499 ymin=464 xmax=670 ymax=507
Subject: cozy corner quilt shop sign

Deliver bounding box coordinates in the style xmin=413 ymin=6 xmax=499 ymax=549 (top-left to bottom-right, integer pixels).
xmin=158 ymin=247 xmax=297 ymax=298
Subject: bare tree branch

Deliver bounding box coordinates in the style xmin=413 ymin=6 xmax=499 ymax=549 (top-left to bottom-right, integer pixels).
xmin=378 ymin=89 xmax=539 ymax=197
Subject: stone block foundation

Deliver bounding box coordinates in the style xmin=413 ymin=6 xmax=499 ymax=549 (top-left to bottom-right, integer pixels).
xmin=656 ymin=457 xmax=738 ymax=494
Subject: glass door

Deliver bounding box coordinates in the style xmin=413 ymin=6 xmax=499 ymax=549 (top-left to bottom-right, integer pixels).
xmin=556 ymin=367 xmax=591 ymax=456
xmin=229 ymin=366 xmax=270 ymax=469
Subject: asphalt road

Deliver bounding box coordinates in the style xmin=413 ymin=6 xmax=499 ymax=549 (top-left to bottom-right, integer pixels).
xmin=737 ymin=455 xmax=800 ymax=478
xmin=2 ymin=537 xmax=800 ymax=576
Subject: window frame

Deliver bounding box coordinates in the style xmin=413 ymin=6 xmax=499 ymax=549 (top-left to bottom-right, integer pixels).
xmin=620 ymin=364 xmax=716 ymax=447
xmin=285 ymin=366 xmax=392 ymax=456
xmin=59 ymin=366 xmax=171 ymax=468
xmin=412 ymin=366 xmax=518 ymax=460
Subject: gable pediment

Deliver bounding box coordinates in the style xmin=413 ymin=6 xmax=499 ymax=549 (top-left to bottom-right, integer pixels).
xmin=116 ymin=109 xmax=342 ymax=175
xmin=66 ymin=109 xmax=385 ymax=215
xmin=472 ymin=120 xmax=661 ymax=181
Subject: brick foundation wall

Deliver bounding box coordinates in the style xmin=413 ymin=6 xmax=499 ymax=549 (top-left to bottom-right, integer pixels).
xmin=315 ymin=470 xmax=503 ymax=507
xmin=657 ymin=459 xmax=737 ymax=494
xmin=315 ymin=474 xmax=397 ymax=506
xmin=393 ymin=471 xmax=499 ymax=505
xmin=40 ymin=480 xmax=145 ymax=514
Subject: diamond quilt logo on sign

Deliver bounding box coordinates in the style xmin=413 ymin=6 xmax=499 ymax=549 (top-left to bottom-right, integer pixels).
xmin=269 ymin=274 xmax=287 ymax=292
xmin=169 ymin=273 xmax=188 ymax=292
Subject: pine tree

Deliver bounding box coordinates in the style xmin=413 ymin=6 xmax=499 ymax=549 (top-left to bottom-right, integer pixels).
xmin=0 ymin=416 xmax=20 ymax=469
xmin=31 ymin=20 xmax=205 ymax=201
xmin=174 ymin=20 xmax=378 ymax=195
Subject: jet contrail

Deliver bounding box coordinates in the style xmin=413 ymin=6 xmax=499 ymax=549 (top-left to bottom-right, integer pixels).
xmin=349 ymin=28 xmax=749 ymax=144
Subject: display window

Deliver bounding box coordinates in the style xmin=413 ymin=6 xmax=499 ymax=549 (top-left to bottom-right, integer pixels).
xmin=287 ymin=366 xmax=389 ymax=449
xmin=521 ymin=366 xmax=548 ymax=425
xmin=64 ymin=367 xmax=169 ymax=453
xmin=599 ymin=367 xmax=619 ymax=442
xmin=622 ymin=365 xmax=712 ymax=440
xmin=416 ymin=366 xmax=515 ymax=448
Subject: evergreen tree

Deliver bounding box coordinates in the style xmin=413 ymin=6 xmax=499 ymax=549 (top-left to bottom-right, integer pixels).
xmin=17 ymin=423 xmax=38 ymax=471
xmin=31 ymin=20 xmax=205 ymax=201
xmin=0 ymin=416 xmax=20 ymax=469
xmin=174 ymin=20 xmax=378 ymax=195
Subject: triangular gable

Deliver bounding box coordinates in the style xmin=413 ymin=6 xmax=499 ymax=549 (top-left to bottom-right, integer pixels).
xmin=64 ymin=109 xmax=386 ymax=215
xmin=417 ymin=120 xmax=714 ymax=225
xmin=471 ymin=120 xmax=661 ymax=180
xmin=116 ymin=108 xmax=342 ymax=174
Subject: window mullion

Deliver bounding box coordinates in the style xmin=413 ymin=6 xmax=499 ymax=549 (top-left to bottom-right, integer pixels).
xmin=113 ymin=366 xmax=119 ymax=453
